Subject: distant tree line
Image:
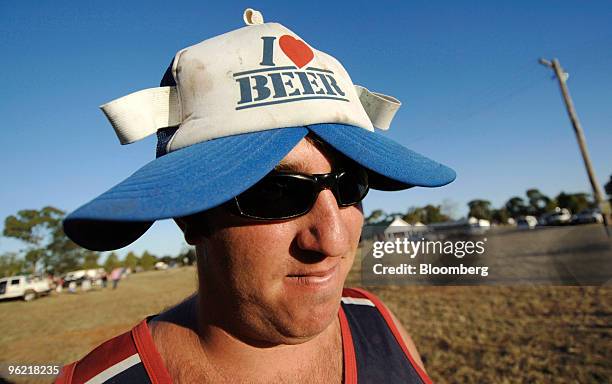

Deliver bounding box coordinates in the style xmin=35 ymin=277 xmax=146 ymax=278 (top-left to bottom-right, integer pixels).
xmin=365 ymin=204 xmax=451 ymax=225
xmin=366 ymin=187 xmax=607 ymax=226
xmin=2 ymin=177 xmax=611 ymax=277
xmin=467 ymin=189 xmax=597 ymax=223
xmin=0 ymin=206 xmax=195 ymax=278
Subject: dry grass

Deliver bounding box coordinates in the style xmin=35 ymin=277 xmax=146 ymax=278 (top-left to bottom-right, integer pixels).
xmin=368 ymin=285 xmax=611 ymax=384
xmin=0 ymin=267 xmax=198 ymax=383
xmin=1 ymin=242 xmax=611 ymax=383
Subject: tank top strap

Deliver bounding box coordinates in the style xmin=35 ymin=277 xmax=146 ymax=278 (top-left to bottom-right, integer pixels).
xmin=55 ymin=318 xmax=172 ymax=384
xmin=341 ymin=287 xmax=432 ymax=383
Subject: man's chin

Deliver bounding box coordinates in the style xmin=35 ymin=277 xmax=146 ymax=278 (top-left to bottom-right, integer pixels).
xmin=271 ymin=292 xmax=342 ymax=344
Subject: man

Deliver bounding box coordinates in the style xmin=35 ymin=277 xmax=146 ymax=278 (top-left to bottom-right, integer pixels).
xmin=57 ymin=9 xmax=455 ymax=383
xmin=110 ymin=267 xmax=123 ymax=289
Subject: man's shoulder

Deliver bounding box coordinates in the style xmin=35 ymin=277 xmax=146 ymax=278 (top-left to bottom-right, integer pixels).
xmin=55 ymin=319 xmax=158 ymax=384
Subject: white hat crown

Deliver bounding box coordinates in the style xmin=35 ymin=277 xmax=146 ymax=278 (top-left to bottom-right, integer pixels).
xmin=100 ymin=9 xmax=401 ymax=153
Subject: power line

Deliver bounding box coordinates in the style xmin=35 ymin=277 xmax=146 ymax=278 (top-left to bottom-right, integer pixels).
xmin=407 ymin=33 xmax=612 ymax=144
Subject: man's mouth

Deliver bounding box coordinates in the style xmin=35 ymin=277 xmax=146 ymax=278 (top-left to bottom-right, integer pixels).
xmin=286 ymin=263 xmax=340 ymax=287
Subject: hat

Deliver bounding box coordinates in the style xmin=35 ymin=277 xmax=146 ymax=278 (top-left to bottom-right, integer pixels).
xmin=64 ymin=9 xmax=456 ymax=251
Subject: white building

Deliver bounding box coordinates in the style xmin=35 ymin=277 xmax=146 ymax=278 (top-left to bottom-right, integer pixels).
xmin=383 ymin=217 xmax=428 ymax=240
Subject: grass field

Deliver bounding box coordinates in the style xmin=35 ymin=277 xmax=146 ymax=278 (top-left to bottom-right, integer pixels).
xmin=1 ymin=226 xmax=611 ymax=383
xmin=0 ymin=267 xmax=199 ymax=383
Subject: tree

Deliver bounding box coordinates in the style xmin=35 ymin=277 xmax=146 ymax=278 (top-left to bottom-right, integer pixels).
xmin=384 ymin=212 xmax=404 ymax=222
xmin=180 ymin=247 xmax=196 ymax=265
xmin=3 ymin=207 xmax=64 ymax=272
xmin=160 ymin=255 xmax=176 ymax=264
xmin=403 ymin=207 xmax=425 ymax=224
xmin=467 ymin=199 xmax=492 ymax=220
xmin=491 ymin=208 xmax=510 ymax=224
xmin=2 ymin=206 xmax=90 ymax=274
xmin=603 ymin=175 xmax=612 ymax=204
xmin=0 ymin=252 xmax=26 ymax=277
xmin=402 ymin=205 xmax=449 ymax=225
xmin=526 ymin=189 xmax=553 ymax=216
xmin=505 ymin=197 xmax=527 ymax=218
xmin=104 ymin=252 xmax=120 ymax=271
xmin=365 ymin=209 xmax=385 ymax=225
xmin=139 ymin=251 xmax=157 ymax=271
xmin=123 ymin=252 xmax=139 ymax=270
xmin=555 ymin=192 xmax=593 ymax=214
xmin=46 ymin=223 xmax=88 ymax=274
xmin=422 ymin=205 xmax=450 ymax=224
xmin=82 ymin=251 xmax=100 ymax=269
xmin=25 ymin=248 xmax=47 ymax=273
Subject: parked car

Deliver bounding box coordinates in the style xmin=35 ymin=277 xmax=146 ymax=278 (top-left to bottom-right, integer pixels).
xmin=540 ymin=208 xmax=572 ymax=226
xmin=0 ymin=275 xmax=51 ymax=302
xmin=516 ymin=216 xmax=538 ymax=229
xmin=571 ymin=209 xmax=604 ymax=225
xmin=62 ymin=268 xmax=106 ymax=288
xmin=155 ymin=261 xmax=168 ymax=270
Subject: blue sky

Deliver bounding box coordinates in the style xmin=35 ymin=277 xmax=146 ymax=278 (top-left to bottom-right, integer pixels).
xmin=1 ymin=1 xmax=611 ymax=259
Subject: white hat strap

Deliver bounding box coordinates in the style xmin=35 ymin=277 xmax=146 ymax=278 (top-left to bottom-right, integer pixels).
xmin=100 ymin=85 xmax=400 ymax=145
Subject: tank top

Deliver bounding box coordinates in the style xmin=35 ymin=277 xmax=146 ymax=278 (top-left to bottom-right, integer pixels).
xmin=55 ymin=288 xmax=432 ymax=383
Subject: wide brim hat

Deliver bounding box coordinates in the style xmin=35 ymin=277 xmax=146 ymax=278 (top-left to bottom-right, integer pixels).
xmin=64 ymin=9 xmax=456 ymax=251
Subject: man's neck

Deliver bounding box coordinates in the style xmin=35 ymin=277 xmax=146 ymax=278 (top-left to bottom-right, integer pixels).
xmin=149 ymin=294 xmax=343 ymax=383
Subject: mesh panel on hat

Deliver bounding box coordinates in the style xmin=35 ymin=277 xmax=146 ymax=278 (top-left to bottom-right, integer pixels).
xmin=156 ymin=126 xmax=180 ymax=158
xmin=155 ymin=60 xmax=179 ymax=158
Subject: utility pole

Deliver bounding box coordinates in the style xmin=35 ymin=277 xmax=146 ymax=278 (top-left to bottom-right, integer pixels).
xmin=539 ymin=58 xmax=610 ymax=236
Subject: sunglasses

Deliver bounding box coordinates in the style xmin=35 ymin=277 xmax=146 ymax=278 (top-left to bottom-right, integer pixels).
xmin=232 ymin=167 xmax=369 ymax=220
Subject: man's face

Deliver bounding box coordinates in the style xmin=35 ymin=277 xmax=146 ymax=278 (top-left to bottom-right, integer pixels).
xmin=187 ymin=137 xmax=364 ymax=345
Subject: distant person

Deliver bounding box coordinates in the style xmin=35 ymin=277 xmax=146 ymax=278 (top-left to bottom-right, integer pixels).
xmin=110 ymin=268 xmax=122 ymax=290
xmin=55 ymin=277 xmax=63 ymax=293
xmin=81 ymin=278 xmax=91 ymax=292
xmin=67 ymin=281 xmax=76 ymax=294
xmin=101 ymin=273 xmax=108 ymax=288
xmin=56 ymin=9 xmax=455 ymax=383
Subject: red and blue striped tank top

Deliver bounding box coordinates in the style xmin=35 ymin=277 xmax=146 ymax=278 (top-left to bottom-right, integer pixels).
xmin=56 ymin=288 xmax=432 ymax=383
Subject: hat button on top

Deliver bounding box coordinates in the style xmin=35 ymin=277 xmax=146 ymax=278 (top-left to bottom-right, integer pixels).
xmin=243 ymin=8 xmax=264 ymax=25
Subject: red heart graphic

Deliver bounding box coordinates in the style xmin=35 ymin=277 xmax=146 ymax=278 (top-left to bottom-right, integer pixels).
xmin=279 ymin=35 xmax=314 ymax=68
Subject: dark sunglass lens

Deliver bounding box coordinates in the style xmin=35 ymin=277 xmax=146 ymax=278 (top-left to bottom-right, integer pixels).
xmin=237 ymin=175 xmax=316 ymax=218
xmin=336 ymin=169 xmax=369 ymax=206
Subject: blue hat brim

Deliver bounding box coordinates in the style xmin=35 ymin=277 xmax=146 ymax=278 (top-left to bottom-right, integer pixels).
xmin=308 ymin=124 xmax=456 ymax=190
xmin=64 ymin=124 xmax=455 ymax=250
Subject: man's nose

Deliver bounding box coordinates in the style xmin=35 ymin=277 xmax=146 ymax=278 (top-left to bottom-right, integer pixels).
xmin=294 ymin=189 xmax=351 ymax=257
